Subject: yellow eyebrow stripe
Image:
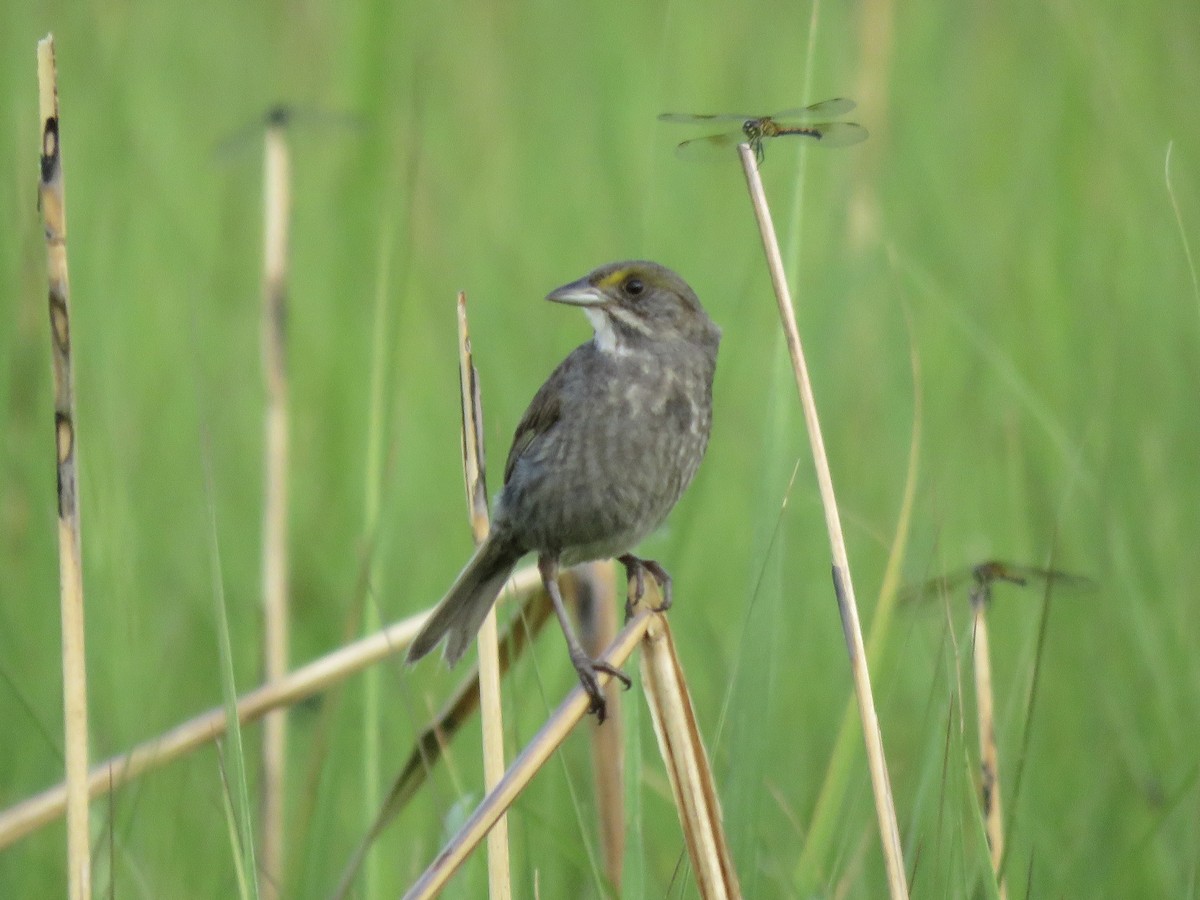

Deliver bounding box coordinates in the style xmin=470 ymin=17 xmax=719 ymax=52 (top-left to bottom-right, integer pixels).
xmin=596 ymin=269 xmax=630 ymax=289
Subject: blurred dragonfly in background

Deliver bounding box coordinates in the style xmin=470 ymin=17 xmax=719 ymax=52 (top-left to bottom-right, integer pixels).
xmin=214 ymin=103 xmax=363 ymax=161
xmin=900 ymin=560 xmax=1095 ymax=609
xmin=658 ymin=97 xmax=868 ymax=163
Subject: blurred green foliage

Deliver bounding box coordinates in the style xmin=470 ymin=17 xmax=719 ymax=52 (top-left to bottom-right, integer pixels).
xmin=1 ymin=0 xmax=1198 ymax=896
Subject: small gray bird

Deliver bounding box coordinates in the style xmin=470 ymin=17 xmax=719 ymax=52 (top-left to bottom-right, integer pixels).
xmin=406 ymin=261 xmax=720 ymax=721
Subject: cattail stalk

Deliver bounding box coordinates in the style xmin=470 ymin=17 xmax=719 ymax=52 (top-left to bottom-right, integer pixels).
xmin=36 ymin=34 xmax=92 ymax=900
xmin=970 ymin=584 xmax=1008 ymax=900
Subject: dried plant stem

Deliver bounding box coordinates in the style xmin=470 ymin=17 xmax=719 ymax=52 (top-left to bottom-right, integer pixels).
xmin=333 ymin=577 xmax=561 ymax=899
xmin=259 ymin=111 xmax=293 ymax=900
xmin=0 ymin=564 xmax=536 ymax=851
xmin=970 ymin=593 xmax=1008 ymax=900
xmin=456 ymin=291 xmax=512 ymax=899
xmin=640 ymin=612 xmax=740 ymax=899
xmin=584 ymin=566 xmax=624 ymax=892
xmin=738 ymin=143 xmax=907 ymax=898
xmin=402 ymin=607 xmax=657 ymax=900
xmin=36 ymin=34 xmax=91 ymax=900
xmin=794 ymin=322 xmax=923 ymax=889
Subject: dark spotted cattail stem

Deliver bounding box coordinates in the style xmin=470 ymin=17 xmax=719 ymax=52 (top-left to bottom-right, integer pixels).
xmin=968 ymin=578 xmax=1009 ymax=900
xmin=36 ymin=34 xmax=91 ymax=900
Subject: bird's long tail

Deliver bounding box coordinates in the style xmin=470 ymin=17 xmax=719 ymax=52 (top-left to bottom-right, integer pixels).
xmin=406 ymin=535 xmax=520 ymax=667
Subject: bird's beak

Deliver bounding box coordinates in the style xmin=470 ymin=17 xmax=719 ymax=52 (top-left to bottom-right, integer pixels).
xmin=546 ymin=277 xmax=608 ymax=308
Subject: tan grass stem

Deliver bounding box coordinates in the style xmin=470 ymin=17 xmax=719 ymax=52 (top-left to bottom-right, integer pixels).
xmin=584 ymin=565 xmax=625 ymax=891
xmin=259 ymin=108 xmax=293 ymax=900
xmin=738 ymin=142 xmax=908 ymax=898
xmin=456 ymin=290 xmax=512 ymax=899
xmin=640 ymin=612 xmax=741 ymax=898
xmin=969 ymin=592 xmax=1008 ymax=900
xmin=795 ymin=317 xmax=923 ymax=889
xmin=0 ymin=565 xmax=540 ymax=852
xmin=36 ymin=34 xmax=92 ymax=900
xmin=333 ymin=577 xmax=561 ymax=899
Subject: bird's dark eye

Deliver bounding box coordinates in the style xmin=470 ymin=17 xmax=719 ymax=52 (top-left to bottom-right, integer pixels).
xmin=623 ymin=278 xmax=644 ymax=297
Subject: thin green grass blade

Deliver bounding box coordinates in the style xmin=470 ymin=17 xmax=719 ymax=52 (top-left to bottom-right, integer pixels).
xmin=203 ymin=443 xmax=260 ymax=900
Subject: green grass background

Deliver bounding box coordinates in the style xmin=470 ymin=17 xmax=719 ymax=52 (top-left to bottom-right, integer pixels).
xmin=2 ymin=0 xmax=1198 ymax=896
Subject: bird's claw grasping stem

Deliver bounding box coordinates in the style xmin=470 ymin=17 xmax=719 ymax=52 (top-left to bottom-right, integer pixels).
xmin=572 ymin=654 xmax=632 ymax=723
xmin=618 ymin=554 xmax=673 ymax=620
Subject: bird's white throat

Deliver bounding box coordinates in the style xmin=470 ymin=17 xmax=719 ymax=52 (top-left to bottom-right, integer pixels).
xmin=586 ymin=305 xmax=652 ymax=355
xmin=585 ymin=307 xmax=622 ymax=354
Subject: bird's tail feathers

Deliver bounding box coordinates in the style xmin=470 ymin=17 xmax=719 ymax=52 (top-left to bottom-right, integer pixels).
xmin=406 ymin=537 xmax=519 ymax=667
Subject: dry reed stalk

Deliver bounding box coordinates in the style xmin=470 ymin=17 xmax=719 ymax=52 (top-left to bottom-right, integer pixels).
xmin=639 ymin=611 xmax=741 ymax=899
xmin=936 ymin=560 xmax=1090 ymax=893
xmin=35 ymin=34 xmax=92 ymax=900
xmin=259 ymin=106 xmax=293 ymax=900
xmin=333 ymin=577 xmax=562 ymax=899
xmin=456 ymin=290 xmax=512 ymax=899
xmin=402 ymin=606 xmax=656 ymax=900
xmin=794 ymin=333 xmax=922 ymax=889
xmin=968 ymin=587 xmax=1008 ymax=900
xmin=0 ymin=564 xmax=535 ymax=850
xmin=738 ymin=142 xmax=908 ymax=898
xmin=583 ymin=564 xmax=624 ymax=891
xmin=997 ymin=559 xmax=1091 ymax=888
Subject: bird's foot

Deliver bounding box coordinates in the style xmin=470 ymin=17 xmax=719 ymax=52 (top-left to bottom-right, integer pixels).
xmin=571 ymin=653 xmax=632 ymax=723
xmin=618 ymin=554 xmax=673 ymax=620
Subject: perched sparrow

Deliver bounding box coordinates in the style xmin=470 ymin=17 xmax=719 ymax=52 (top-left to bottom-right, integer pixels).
xmin=406 ymin=261 xmax=720 ymax=721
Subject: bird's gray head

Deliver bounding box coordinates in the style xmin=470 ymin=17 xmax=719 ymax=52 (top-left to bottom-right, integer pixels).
xmin=546 ymin=260 xmax=721 ymax=356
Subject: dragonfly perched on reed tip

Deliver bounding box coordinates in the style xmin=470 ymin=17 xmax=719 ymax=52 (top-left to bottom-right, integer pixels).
xmin=899 ymin=560 xmax=1095 ymax=609
xmin=658 ymin=97 xmax=868 ymax=163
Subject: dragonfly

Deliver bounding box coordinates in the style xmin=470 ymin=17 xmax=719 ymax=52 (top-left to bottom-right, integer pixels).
xmin=899 ymin=560 xmax=1095 ymax=610
xmin=214 ymin=104 xmax=363 ymax=162
xmin=658 ymin=97 xmax=868 ymax=163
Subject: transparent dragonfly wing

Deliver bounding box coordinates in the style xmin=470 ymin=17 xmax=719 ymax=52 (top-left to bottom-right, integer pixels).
xmin=767 ymin=97 xmax=858 ymax=119
xmin=672 ymin=131 xmax=744 ymax=159
xmin=897 ymin=570 xmax=975 ymax=606
xmin=658 ymin=112 xmax=757 ymax=124
xmin=659 ymin=97 xmax=858 ymax=125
